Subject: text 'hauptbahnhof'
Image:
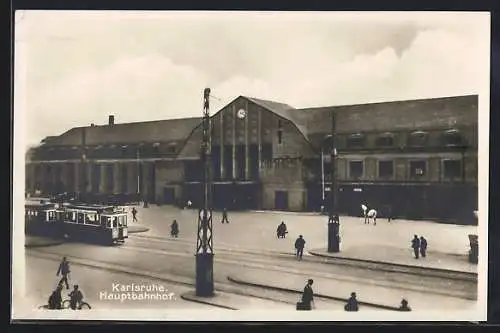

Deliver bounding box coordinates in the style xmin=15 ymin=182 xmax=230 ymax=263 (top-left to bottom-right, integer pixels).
xmin=25 ymin=94 xmax=478 ymax=224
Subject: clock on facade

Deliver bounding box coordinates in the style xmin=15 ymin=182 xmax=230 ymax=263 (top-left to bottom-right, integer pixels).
xmin=237 ymin=109 xmax=247 ymax=119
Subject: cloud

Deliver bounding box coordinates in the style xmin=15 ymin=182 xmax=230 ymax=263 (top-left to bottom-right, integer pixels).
xmin=18 ymin=12 xmax=488 ymax=146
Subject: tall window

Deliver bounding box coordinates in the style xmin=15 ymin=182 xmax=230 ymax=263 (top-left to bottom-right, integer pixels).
xmin=278 ymin=130 xmax=283 ymax=144
xmin=409 ymin=160 xmax=426 ymax=177
xmin=346 ymin=134 xmax=365 ymax=149
xmin=443 ymin=159 xmax=462 ymax=178
xmin=349 ymin=161 xmax=363 ymax=179
xmin=378 ymin=160 xmax=394 ymax=178
xmin=442 ymin=129 xmax=463 ymax=146
xmin=376 ymin=133 xmax=394 ymax=147
xmin=408 ymin=131 xmax=428 ymax=147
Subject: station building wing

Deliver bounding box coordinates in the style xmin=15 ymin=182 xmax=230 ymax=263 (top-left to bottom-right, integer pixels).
xmin=26 ymin=94 xmax=479 ymax=224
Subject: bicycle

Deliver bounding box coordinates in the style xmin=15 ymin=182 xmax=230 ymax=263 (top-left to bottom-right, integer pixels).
xmin=62 ymin=299 xmax=92 ymax=310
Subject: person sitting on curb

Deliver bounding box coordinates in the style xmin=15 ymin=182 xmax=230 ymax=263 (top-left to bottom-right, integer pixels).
xmin=344 ymin=292 xmax=359 ymax=312
xmin=399 ymin=298 xmax=411 ymax=311
xmin=298 ymin=279 xmax=315 ymax=310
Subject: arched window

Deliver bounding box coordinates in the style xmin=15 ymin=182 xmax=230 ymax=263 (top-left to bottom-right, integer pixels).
xmin=375 ymin=132 xmax=394 ymax=147
xmin=346 ymin=133 xmax=365 ymax=149
xmin=442 ymin=129 xmax=463 ymax=146
xmin=408 ymin=131 xmax=428 ymax=147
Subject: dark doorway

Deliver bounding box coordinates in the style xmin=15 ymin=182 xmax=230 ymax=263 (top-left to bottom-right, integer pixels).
xmin=163 ymin=187 xmax=176 ymax=205
xmin=275 ymin=190 xmax=288 ymax=210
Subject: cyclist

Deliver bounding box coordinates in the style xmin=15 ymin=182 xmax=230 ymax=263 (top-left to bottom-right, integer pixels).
xmin=68 ymin=285 xmax=84 ymax=310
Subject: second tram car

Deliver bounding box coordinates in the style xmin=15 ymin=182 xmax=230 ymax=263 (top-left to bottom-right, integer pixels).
xmin=62 ymin=204 xmax=128 ymax=245
xmin=24 ymin=201 xmax=128 ymax=245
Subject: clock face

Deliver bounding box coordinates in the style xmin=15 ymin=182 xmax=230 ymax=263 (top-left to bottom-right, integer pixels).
xmin=237 ymin=109 xmax=246 ymax=119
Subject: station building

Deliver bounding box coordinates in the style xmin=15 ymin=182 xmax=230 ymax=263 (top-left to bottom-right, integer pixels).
xmin=25 ymin=94 xmax=478 ymax=223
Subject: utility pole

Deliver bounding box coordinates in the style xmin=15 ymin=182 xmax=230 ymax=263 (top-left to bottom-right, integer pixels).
xmin=80 ymin=127 xmax=87 ymax=202
xmin=195 ymin=88 xmax=215 ymax=297
xmin=327 ymin=111 xmax=341 ymax=253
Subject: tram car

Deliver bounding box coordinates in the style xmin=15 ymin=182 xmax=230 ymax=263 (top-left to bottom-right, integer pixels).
xmin=25 ymin=200 xmax=62 ymax=237
xmin=61 ymin=204 xmax=128 ymax=245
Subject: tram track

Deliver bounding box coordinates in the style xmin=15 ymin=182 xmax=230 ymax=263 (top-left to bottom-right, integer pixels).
xmin=124 ymin=235 xmax=476 ymax=300
xmin=25 ymin=249 xmax=370 ymax=311
xmin=129 ymin=233 xmax=476 ymax=282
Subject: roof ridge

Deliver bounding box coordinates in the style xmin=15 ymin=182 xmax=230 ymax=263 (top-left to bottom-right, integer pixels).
xmin=294 ymin=94 xmax=478 ymax=112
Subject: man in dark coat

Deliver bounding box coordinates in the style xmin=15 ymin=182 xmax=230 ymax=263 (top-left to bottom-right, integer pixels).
xmin=300 ymin=279 xmax=315 ymax=310
xmin=48 ymin=284 xmax=63 ymax=310
xmin=411 ymin=235 xmax=420 ymax=259
xmin=295 ymin=235 xmax=306 ymax=260
xmin=344 ymin=292 xmax=359 ymax=312
xmin=57 ymin=257 xmax=70 ymax=289
xmin=171 ymin=220 xmax=179 ymax=238
xmin=221 ymin=208 xmax=229 ymax=224
xmin=420 ymin=236 xmax=428 ymax=258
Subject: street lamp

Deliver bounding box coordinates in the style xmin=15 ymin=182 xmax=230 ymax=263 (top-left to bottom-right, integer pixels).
xmin=320 ymin=134 xmax=332 ymax=213
xmin=327 ymin=112 xmax=340 ymax=253
xmin=195 ymin=88 xmax=215 ymax=297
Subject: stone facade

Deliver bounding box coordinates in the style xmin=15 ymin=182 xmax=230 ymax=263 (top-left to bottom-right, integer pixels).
xmin=25 ymin=94 xmax=478 ymax=221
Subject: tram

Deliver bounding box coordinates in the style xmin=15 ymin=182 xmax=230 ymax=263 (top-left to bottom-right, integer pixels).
xmin=25 ymin=200 xmax=61 ymax=237
xmin=61 ymin=204 xmax=128 ymax=245
xmin=24 ymin=200 xmax=128 ymax=245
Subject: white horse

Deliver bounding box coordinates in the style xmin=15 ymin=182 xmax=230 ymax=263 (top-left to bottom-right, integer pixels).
xmin=367 ymin=209 xmax=377 ymax=225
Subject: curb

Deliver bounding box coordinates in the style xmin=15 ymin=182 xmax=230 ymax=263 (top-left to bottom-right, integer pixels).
xmin=308 ymin=250 xmax=477 ymax=282
xmin=227 ymin=276 xmax=400 ymax=311
xmin=25 ymin=238 xmax=66 ymax=248
xmin=180 ymin=293 xmax=237 ymax=310
xmin=127 ymin=226 xmax=150 ymax=234
xmin=249 ymin=210 xmax=321 ymax=216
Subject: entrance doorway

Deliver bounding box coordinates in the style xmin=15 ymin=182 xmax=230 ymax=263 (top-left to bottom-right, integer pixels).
xmin=163 ymin=187 xmax=175 ymax=205
xmin=275 ymin=191 xmax=288 ymax=210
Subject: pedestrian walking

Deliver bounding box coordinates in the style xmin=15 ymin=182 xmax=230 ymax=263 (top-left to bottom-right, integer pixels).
xmin=131 ymin=207 xmax=138 ymax=222
xmin=295 ymin=235 xmax=306 ymax=260
xmin=420 ymin=236 xmax=427 ymax=258
xmin=344 ymin=292 xmax=359 ymax=312
xmin=171 ymin=219 xmax=179 ymax=238
xmin=411 ymin=235 xmax=420 ymax=259
xmin=361 ymin=204 xmax=368 ymax=224
xmin=297 ymin=279 xmax=315 ymax=310
xmin=221 ymin=208 xmax=229 ymax=224
xmin=276 ymin=221 xmax=287 ymax=239
xmin=56 ymin=257 xmax=70 ymax=289
xmin=387 ymin=204 xmax=393 ymax=222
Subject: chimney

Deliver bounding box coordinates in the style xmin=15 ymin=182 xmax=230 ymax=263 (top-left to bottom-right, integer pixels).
xmin=109 ymin=115 xmax=115 ymax=126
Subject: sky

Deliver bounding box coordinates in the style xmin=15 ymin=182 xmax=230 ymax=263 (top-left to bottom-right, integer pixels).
xmin=14 ymin=11 xmax=490 ymax=148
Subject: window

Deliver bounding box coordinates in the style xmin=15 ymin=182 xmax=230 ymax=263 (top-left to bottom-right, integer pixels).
xmin=346 ymin=134 xmax=365 ymax=149
xmin=408 ymin=131 xmax=428 ymax=147
xmin=442 ymin=130 xmax=463 ymax=146
xmin=410 ymin=160 xmax=426 ymax=177
xmin=376 ymin=133 xmax=394 ymax=147
xmin=77 ymin=213 xmax=85 ymax=224
xmin=85 ymin=213 xmax=100 ymax=225
xmin=278 ymin=120 xmax=283 ymax=129
xmin=278 ymin=130 xmax=283 ymax=144
xmin=349 ymin=161 xmax=363 ymax=179
xmin=378 ymin=160 xmax=394 ymax=178
xmin=443 ymin=159 xmax=462 ymax=178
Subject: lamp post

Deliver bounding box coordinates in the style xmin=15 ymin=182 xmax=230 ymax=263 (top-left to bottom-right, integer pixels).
xmin=327 ymin=112 xmax=340 ymax=253
xmin=195 ymin=88 xmax=215 ymax=297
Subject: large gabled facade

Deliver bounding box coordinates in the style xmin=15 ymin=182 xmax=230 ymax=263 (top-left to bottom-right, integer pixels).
xmin=25 ymin=94 xmax=478 ymax=223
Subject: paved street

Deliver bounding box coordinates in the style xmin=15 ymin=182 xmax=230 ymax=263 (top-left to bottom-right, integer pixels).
xmin=126 ymin=205 xmax=477 ymax=259
xmin=24 ymin=226 xmax=478 ymax=311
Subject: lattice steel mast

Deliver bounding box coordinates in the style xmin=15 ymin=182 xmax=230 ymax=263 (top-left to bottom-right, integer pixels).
xmin=195 ymin=88 xmax=215 ymax=296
